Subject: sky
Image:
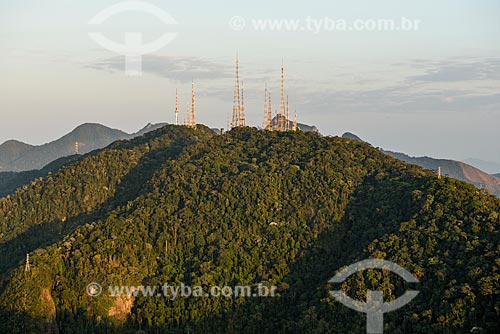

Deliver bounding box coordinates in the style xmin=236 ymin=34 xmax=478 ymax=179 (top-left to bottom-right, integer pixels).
xmin=1 ymin=0 xmax=499 ymax=166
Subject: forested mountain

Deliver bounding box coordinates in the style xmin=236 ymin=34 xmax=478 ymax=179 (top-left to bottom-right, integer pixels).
xmin=339 ymin=133 xmax=500 ymax=197
xmin=0 ymin=155 xmax=80 ymax=198
xmin=341 ymin=132 xmax=364 ymax=142
xmin=0 ymin=140 xmax=33 ymax=165
xmin=0 ymin=123 xmax=167 ymax=173
xmin=0 ymin=122 xmax=319 ymax=197
xmin=383 ymin=150 xmax=500 ymax=197
xmin=0 ymin=126 xmax=498 ymax=334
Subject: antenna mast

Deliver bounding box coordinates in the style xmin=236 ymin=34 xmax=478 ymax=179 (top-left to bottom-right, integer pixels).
xmin=231 ymin=53 xmax=245 ymax=128
xmin=236 ymin=54 xmax=240 ymax=126
xmin=286 ymin=95 xmax=290 ymax=131
xmin=240 ymin=81 xmax=246 ymax=126
xmin=25 ymin=253 xmax=31 ymax=273
xmin=263 ymin=85 xmax=268 ymax=129
xmin=279 ymin=61 xmax=286 ymax=131
xmin=268 ymin=92 xmax=273 ymax=131
xmin=190 ymin=80 xmax=196 ymax=128
xmin=175 ymin=89 xmax=179 ymax=125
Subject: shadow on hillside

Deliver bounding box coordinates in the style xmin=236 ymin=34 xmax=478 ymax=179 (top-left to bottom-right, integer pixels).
xmin=120 ymin=171 xmax=422 ymax=334
xmin=194 ymin=172 xmax=419 ymax=334
xmin=0 ymin=306 xmax=141 ymax=334
xmin=3 ymin=161 xmax=496 ymax=333
xmin=0 ymin=158 xmax=421 ymax=333
xmin=0 ymin=137 xmax=191 ymax=283
xmin=0 ymin=307 xmax=63 ymax=334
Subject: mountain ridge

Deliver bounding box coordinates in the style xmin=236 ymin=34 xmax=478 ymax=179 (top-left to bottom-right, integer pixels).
xmin=0 ymin=121 xmax=317 ymax=174
xmin=464 ymin=158 xmax=500 ymax=175
xmin=0 ymin=126 xmax=498 ymax=333
xmin=383 ymin=150 xmax=500 ymax=197
xmin=341 ymin=132 xmax=500 ymax=197
xmin=0 ymin=123 xmax=167 ymax=172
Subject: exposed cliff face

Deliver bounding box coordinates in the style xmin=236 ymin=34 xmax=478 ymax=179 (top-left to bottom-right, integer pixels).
xmin=108 ymin=296 xmax=135 ymax=322
xmin=41 ymin=288 xmax=59 ymax=334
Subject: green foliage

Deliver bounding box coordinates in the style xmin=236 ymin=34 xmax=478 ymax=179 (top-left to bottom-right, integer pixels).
xmin=0 ymin=126 xmax=498 ymax=334
xmin=0 ymin=155 xmax=80 ymax=198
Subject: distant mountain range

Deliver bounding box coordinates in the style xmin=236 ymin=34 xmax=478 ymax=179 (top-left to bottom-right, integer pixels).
xmin=342 ymin=132 xmax=500 ymax=197
xmin=0 ymin=123 xmax=166 ymax=173
xmin=383 ymin=151 xmax=500 ymax=197
xmin=464 ymin=158 xmax=500 ymax=175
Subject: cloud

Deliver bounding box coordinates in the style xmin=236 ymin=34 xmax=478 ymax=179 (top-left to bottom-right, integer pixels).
xmin=85 ymin=54 xmax=500 ymax=115
xmin=409 ymin=58 xmax=500 ymax=82
xmin=293 ymin=57 xmax=500 ymax=115
xmin=86 ymin=55 xmax=232 ymax=82
xmin=296 ymin=85 xmax=500 ymax=115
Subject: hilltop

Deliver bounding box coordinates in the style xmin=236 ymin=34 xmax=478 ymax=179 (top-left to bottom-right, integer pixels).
xmin=0 ymin=126 xmax=498 ymax=333
xmin=0 ymin=121 xmax=319 ymax=197
xmin=0 ymin=123 xmax=167 ymax=173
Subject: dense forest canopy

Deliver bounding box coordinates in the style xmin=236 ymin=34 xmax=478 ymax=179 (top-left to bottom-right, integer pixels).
xmin=0 ymin=125 xmax=498 ymax=333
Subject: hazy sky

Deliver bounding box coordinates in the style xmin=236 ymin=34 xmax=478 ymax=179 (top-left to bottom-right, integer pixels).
xmin=1 ymin=0 xmax=499 ymax=164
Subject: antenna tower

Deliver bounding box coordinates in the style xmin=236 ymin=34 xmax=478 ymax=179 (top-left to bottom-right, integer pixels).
xmin=263 ymin=85 xmax=268 ymax=129
xmin=268 ymin=92 xmax=273 ymax=131
xmin=240 ymin=81 xmax=246 ymax=126
xmin=175 ymin=89 xmax=179 ymax=125
xmin=231 ymin=54 xmax=245 ymax=128
xmin=190 ymin=80 xmax=196 ymax=128
xmin=25 ymin=253 xmax=31 ymax=273
xmin=279 ymin=61 xmax=286 ymax=131
xmin=286 ymin=95 xmax=290 ymax=130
